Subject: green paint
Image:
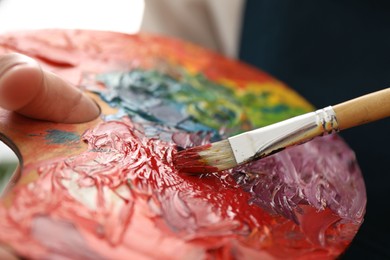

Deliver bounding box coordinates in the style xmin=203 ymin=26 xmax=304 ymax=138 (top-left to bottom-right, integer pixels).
xmin=45 ymin=130 xmax=80 ymax=144
xmin=96 ymin=69 xmax=310 ymax=138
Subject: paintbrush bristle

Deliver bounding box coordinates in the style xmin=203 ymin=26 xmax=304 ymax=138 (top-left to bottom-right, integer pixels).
xmin=173 ymin=139 xmax=237 ymax=174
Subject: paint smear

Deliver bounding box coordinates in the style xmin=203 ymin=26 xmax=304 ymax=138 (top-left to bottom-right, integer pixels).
xmin=0 ymin=30 xmax=366 ymax=260
xmin=45 ymin=129 xmax=80 ymax=144
xmin=0 ymin=118 xmax=364 ymax=259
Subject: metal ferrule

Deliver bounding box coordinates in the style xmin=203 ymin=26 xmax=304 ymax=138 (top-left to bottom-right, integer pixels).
xmin=228 ymin=106 xmax=339 ymax=165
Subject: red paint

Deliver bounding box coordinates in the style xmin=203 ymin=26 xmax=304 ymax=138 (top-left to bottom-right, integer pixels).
xmin=0 ymin=30 xmax=364 ymax=259
xmin=0 ymin=118 xmax=359 ymax=259
xmin=172 ymin=144 xmax=220 ymax=174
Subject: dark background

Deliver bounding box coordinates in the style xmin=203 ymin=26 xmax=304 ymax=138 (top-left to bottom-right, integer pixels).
xmin=240 ymin=0 xmax=390 ymax=259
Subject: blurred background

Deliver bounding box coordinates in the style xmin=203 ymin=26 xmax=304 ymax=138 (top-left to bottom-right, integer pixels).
xmin=0 ymin=142 xmax=16 ymax=195
xmin=0 ymin=0 xmax=144 ymax=34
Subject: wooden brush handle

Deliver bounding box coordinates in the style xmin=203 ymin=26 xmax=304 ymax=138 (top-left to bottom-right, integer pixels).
xmin=333 ymin=88 xmax=390 ymax=130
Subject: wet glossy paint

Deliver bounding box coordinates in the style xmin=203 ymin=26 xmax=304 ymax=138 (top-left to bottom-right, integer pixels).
xmin=0 ymin=30 xmax=366 ymax=259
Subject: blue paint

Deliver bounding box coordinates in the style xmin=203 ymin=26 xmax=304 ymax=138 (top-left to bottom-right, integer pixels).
xmin=95 ymin=70 xmax=223 ymax=142
xmin=45 ymin=130 xmax=80 ymax=144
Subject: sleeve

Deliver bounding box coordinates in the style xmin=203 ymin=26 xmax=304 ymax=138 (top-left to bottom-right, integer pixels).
xmin=140 ymin=0 xmax=245 ymax=58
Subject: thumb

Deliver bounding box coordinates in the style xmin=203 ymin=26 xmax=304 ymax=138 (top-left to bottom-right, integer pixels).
xmin=0 ymin=53 xmax=100 ymax=123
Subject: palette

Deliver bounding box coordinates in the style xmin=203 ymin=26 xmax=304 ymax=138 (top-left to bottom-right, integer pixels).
xmin=0 ymin=30 xmax=366 ymax=259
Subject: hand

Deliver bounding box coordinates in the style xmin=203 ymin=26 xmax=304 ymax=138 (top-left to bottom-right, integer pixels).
xmin=0 ymin=53 xmax=101 ymax=259
xmin=0 ymin=53 xmax=100 ymax=123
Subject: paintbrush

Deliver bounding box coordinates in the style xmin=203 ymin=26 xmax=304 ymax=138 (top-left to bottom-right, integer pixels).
xmin=173 ymin=88 xmax=390 ymax=174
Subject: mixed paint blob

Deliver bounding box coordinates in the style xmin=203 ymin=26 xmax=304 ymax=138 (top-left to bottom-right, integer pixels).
xmin=0 ymin=30 xmax=366 ymax=259
xmin=96 ymin=69 xmax=310 ymax=140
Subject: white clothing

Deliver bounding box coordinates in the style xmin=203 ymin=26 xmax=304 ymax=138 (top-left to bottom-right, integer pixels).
xmin=141 ymin=0 xmax=246 ymax=58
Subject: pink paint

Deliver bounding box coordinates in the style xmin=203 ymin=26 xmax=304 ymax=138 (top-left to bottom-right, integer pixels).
xmin=0 ymin=118 xmax=362 ymax=259
xmin=0 ymin=30 xmax=365 ymax=259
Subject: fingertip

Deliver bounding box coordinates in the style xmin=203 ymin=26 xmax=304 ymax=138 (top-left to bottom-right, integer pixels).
xmin=0 ymin=53 xmax=100 ymax=123
xmin=0 ymin=54 xmax=43 ymax=111
xmin=62 ymin=92 xmax=101 ymax=123
xmin=0 ymin=245 xmax=18 ymax=260
xmin=34 ymin=70 xmax=101 ymax=123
